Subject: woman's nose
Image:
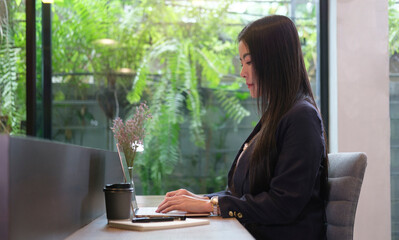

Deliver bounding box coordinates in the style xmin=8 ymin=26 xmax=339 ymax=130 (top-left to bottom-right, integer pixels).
xmin=240 ymin=67 xmax=246 ymax=78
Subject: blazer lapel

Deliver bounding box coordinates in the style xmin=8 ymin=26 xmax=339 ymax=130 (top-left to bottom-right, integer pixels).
xmin=228 ymin=121 xmax=262 ymax=195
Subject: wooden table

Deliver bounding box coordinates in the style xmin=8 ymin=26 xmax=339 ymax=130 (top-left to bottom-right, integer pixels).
xmin=66 ymin=195 xmax=254 ymax=240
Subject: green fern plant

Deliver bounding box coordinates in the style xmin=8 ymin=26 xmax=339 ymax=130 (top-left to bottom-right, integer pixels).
xmin=0 ymin=45 xmax=21 ymax=134
xmin=129 ymin=39 xmax=202 ymax=194
xmin=0 ymin=0 xmax=23 ymax=134
xmin=128 ymin=36 xmax=250 ymax=194
xmin=0 ymin=0 xmax=5 ymax=39
xmin=122 ymin=0 xmax=253 ymax=194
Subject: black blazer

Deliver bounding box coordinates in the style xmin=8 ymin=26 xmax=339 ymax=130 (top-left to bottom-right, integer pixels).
xmin=208 ymin=99 xmax=326 ymax=240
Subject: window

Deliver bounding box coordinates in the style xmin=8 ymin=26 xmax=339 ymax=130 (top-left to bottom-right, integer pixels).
xmin=390 ymin=0 xmax=399 ymax=239
xmin=2 ymin=0 xmax=322 ymax=194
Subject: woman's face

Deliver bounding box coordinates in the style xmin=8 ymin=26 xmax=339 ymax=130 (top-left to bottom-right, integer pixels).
xmin=239 ymin=41 xmax=258 ymax=98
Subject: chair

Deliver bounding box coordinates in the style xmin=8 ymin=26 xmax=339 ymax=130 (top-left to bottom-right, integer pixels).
xmin=326 ymin=152 xmax=367 ymax=240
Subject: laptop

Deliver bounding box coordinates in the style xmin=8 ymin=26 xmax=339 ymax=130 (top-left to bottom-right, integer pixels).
xmin=134 ymin=206 xmax=210 ymax=217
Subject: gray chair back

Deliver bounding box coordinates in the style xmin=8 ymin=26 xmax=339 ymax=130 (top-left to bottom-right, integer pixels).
xmin=326 ymin=152 xmax=367 ymax=240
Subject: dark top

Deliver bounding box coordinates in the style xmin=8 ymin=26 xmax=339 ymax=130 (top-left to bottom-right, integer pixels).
xmin=207 ymin=99 xmax=327 ymax=240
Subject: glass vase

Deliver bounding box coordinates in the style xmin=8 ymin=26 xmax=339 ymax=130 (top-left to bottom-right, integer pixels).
xmin=127 ymin=166 xmax=138 ymax=213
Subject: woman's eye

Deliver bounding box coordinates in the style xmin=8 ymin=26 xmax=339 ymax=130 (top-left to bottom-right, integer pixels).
xmin=240 ymin=61 xmax=251 ymax=67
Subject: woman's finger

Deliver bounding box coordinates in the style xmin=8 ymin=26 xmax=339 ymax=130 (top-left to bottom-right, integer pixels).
xmin=160 ymin=204 xmax=182 ymax=213
xmin=166 ymin=189 xmax=188 ymax=197
xmin=156 ymin=196 xmax=169 ymax=208
xmin=165 ymin=190 xmax=178 ymax=197
xmin=156 ymin=196 xmax=180 ymax=212
xmin=156 ymin=198 xmax=171 ymax=212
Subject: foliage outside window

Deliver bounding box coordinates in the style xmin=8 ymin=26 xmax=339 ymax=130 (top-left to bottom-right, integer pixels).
xmin=1 ymin=0 xmax=319 ymax=195
xmin=0 ymin=0 xmax=25 ymax=134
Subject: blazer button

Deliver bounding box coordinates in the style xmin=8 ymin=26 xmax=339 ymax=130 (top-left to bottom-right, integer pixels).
xmin=234 ymin=211 xmax=237 ymax=217
xmin=229 ymin=211 xmax=234 ymax=217
xmin=237 ymin=212 xmax=243 ymax=219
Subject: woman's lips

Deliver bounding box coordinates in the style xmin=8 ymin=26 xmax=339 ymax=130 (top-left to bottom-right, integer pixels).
xmin=247 ymin=83 xmax=254 ymax=88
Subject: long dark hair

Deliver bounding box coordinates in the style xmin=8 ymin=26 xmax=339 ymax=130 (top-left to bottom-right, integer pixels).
xmin=238 ymin=15 xmax=328 ymax=195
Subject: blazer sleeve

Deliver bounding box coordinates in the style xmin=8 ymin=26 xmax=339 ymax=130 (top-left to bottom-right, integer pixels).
xmin=205 ymin=190 xmax=232 ymax=199
xmin=218 ymin=104 xmax=325 ymax=225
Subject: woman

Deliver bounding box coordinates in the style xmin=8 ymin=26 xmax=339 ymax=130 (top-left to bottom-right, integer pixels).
xmin=156 ymin=15 xmax=328 ymax=240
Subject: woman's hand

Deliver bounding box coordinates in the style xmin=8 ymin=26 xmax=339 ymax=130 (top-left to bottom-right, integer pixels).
xmin=164 ymin=188 xmax=209 ymax=200
xmin=156 ymin=194 xmax=213 ymax=213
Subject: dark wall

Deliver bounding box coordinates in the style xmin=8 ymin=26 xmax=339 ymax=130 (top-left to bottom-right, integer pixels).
xmin=0 ymin=135 xmax=122 ymax=240
xmin=0 ymin=135 xmax=10 ymax=240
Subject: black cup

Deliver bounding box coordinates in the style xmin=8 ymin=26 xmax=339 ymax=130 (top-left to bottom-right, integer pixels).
xmin=103 ymin=183 xmax=133 ymax=220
